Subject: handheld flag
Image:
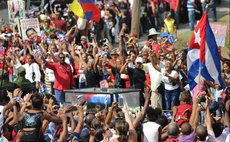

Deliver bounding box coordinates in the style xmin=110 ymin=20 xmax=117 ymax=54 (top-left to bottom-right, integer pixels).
xmin=187 ymin=11 xmax=224 ymax=90
xmin=79 ymin=0 xmax=101 ymax=22
xmin=69 ymin=0 xmax=85 ymax=18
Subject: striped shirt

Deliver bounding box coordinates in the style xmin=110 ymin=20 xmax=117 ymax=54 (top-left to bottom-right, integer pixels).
xmin=187 ymin=0 xmax=195 ymax=11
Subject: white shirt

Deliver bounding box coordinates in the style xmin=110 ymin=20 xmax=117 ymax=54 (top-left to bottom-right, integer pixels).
xmin=206 ymin=130 xmax=218 ymax=142
xmin=23 ymin=62 xmax=41 ymax=83
xmin=15 ymin=62 xmax=41 ymax=83
xmin=143 ymin=63 xmax=163 ymax=91
xmin=216 ymin=128 xmax=229 ymax=142
xmin=45 ymin=68 xmax=55 ymax=82
xmin=162 ymin=68 xmax=179 ymax=90
xmin=143 ymin=121 xmax=160 ymax=142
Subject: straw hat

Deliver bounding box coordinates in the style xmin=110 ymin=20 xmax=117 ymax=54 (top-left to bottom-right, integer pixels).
xmin=148 ymin=28 xmax=160 ymax=36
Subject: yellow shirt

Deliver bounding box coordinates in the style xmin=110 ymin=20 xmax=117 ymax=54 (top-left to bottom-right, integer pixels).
xmin=164 ymin=18 xmax=175 ymax=34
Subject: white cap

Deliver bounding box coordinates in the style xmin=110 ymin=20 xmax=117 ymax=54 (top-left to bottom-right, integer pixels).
xmin=77 ymin=45 xmax=82 ymax=50
xmin=135 ymin=57 xmax=143 ymax=64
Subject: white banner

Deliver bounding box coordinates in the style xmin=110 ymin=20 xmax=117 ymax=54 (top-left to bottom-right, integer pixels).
xmin=7 ymin=0 xmax=25 ymax=24
xmin=20 ymin=18 xmax=41 ymax=41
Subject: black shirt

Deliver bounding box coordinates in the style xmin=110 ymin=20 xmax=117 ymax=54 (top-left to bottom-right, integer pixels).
xmin=85 ymin=69 xmax=101 ymax=87
xmin=127 ymin=67 xmax=146 ymax=92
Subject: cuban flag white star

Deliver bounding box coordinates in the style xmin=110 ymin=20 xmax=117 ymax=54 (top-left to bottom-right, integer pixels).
xmin=194 ymin=29 xmax=201 ymax=45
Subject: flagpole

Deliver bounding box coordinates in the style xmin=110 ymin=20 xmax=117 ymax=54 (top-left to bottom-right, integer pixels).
xmin=197 ymin=67 xmax=202 ymax=93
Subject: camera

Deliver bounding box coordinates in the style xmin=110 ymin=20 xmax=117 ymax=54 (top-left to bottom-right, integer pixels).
xmin=200 ymin=96 xmax=206 ymax=102
xmin=99 ymin=39 xmax=106 ymax=43
xmin=99 ymin=39 xmax=106 ymax=45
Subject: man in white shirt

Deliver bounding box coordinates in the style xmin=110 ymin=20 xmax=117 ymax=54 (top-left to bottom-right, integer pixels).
xmin=16 ymin=54 xmax=41 ymax=90
xmin=143 ymin=61 xmax=164 ymax=109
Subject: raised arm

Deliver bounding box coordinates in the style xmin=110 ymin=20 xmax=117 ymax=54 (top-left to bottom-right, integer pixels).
xmin=118 ymin=38 xmax=126 ymax=64
xmin=189 ymin=95 xmax=200 ymax=130
xmin=120 ymin=56 xmax=131 ymax=74
xmin=123 ymin=106 xmax=137 ymax=142
xmin=205 ymin=96 xmax=213 ymax=132
xmin=43 ymin=111 xmax=61 ymax=124
xmin=57 ymin=112 xmax=68 ymax=142
xmin=73 ymin=106 xmax=84 ymax=134
xmin=4 ymin=89 xmax=21 ymax=116
xmin=69 ymin=112 xmax=76 ymax=133
xmin=93 ymin=54 xmax=100 ymax=72
xmin=70 ymin=43 xmax=80 ymax=62
xmin=149 ymin=51 xmax=161 ymax=72
xmin=66 ymin=25 xmax=77 ymax=38
xmin=133 ymin=88 xmax=151 ymax=128
xmin=43 ymin=60 xmax=56 ymax=71
xmin=104 ymin=102 xmax=117 ymax=129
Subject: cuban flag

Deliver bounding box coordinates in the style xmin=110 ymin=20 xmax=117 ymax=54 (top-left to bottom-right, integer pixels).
xmin=187 ymin=11 xmax=224 ymax=90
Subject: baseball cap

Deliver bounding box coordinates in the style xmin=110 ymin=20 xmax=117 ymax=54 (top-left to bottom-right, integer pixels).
xmin=80 ymin=36 xmax=87 ymax=41
xmin=135 ymin=57 xmax=143 ymax=64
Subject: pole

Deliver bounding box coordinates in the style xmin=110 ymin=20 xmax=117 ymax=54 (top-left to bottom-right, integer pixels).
xmin=197 ymin=67 xmax=202 ymax=93
xmin=131 ymin=0 xmax=141 ymax=36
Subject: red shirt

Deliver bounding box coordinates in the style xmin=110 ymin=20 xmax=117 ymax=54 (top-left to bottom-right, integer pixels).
xmin=170 ymin=0 xmax=180 ymax=11
xmin=73 ymin=62 xmax=79 ymax=77
xmin=124 ymin=75 xmax=130 ymax=88
xmin=152 ymin=0 xmax=160 ymax=5
xmin=151 ymin=42 xmax=161 ymax=54
xmin=166 ymin=137 xmax=178 ymax=142
xmin=145 ymin=73 xmax=151 ymax=87
xmin=53 ymin=18 xmax=67 ymax=31
xmin=46 ymin=62 xmax=74 ymax=91
xmin=0 ymin=63 xmax=9 ymax=72
xmin=175 ymin=104 xmax=192 ymax=127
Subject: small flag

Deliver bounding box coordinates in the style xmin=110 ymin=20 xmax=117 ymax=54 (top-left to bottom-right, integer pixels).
xmin=168 ymin=34 xmax=175 ymax=43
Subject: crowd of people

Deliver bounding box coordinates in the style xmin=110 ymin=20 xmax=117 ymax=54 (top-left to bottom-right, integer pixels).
xmin=0 ymin=0 xmax=229 ymax=142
